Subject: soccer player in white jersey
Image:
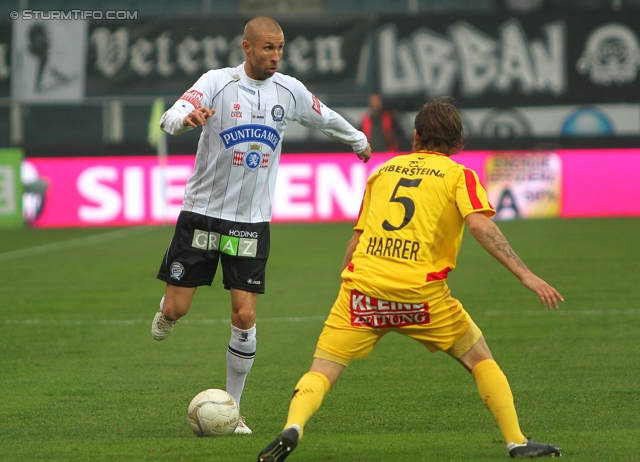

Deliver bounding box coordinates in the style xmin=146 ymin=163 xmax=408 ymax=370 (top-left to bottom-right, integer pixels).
xmin=151 ymin=16 xmax=372 ymax=435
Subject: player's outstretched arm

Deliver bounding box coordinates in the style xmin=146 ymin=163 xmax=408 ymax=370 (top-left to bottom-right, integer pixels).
xmin=183 ymin=107 xmax=215 ymax=128
xmin=465 ymin=212 xmax=564 ymax=309
xmin=161 ymin=106 xmax=215 ymax=135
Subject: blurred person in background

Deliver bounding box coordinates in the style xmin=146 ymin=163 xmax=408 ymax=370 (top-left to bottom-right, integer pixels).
xmin=360 ymin=93 xmax=403 ymax=152
xmin=150 ymin=16 xmax=371 ymax=435
xmin=258 ymin=97 xmax=563 ymax=461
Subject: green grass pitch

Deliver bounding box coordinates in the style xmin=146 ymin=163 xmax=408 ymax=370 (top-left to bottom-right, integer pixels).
xmin=0 ymin=218 xmax=638 ymax=461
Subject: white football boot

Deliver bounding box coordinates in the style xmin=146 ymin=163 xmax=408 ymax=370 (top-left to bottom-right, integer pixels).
xmin=234 ymin=416 xmax=252 ymax=435
xmin=151 ymin=296 xmax=175 ymax=341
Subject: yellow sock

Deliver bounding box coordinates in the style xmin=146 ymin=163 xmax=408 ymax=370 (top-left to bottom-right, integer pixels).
xmin=284 ymin=372 xmax=331 ymax=438
xmin=472 ymin=359 xmax=527 ymax=445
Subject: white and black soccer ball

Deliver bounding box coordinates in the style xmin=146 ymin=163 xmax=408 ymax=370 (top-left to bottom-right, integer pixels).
xmin=187 ymin=389 xmax=239 ymax=437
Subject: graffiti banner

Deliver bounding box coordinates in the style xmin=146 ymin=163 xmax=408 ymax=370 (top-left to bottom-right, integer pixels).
xmin=86 ymin=18 xmax=369 ymax=96
xmin=374 ymin=9 xmax=640 ymax=107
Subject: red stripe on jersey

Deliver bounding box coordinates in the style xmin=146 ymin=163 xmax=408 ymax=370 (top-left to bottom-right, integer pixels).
xmin=426 ymin=266 xmax=452 ymax=282
xmin=463 ymin=169 xmax=484 ymax=209
xmin=347 ymin=262 xmax=354 ymax=272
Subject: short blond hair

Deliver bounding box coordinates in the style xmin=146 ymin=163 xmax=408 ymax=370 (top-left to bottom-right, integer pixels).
xmin=243 ymin=16 xmax=283 ymax=43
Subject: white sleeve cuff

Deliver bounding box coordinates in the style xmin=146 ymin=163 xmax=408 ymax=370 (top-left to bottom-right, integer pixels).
xmin=160 ymin=108 xmax=193 ymax=136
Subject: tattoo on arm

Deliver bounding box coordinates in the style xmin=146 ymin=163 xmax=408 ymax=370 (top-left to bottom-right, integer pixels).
xmin=484 ymin=223 xmax=527 ymax=270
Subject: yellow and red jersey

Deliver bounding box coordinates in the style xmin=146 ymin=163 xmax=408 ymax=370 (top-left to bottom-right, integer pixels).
xmin=342 ymin=151 xmax=495 ymax=302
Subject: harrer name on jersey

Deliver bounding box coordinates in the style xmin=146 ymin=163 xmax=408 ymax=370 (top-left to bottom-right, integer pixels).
xmin=365 ymin=236 xmax=420 ymax=261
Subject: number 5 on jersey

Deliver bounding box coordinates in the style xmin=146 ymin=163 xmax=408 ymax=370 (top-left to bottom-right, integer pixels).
xmin=382 ymin=178 xmax=423 ymax=231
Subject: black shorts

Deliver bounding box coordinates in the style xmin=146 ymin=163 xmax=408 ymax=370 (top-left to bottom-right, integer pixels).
xmin=157 ymin=211 xmax=270 ymax=293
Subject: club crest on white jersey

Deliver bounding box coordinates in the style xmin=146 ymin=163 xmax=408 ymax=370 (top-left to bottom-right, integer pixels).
xmin=233 ymin=144 xmax=269 ymax=171
xmin=271 ymin=104 xmax=285 ymax=122
xmin=243 ymin=144 xmax=264 ymax=172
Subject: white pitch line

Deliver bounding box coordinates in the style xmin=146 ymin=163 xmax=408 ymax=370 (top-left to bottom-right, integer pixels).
xmin=483 ymin=309 xmax=639 ymax=316
xmin=0 ymin=226 xmax=157 ymax=261
xmin=3 ymin=315 xmax=328 ymax=326
xmin=3 ymin=311 xmax=638 ymax=326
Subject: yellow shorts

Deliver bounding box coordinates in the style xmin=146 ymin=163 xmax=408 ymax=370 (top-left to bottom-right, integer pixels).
xmin=314 ymin=282 xmax=482 ymax=367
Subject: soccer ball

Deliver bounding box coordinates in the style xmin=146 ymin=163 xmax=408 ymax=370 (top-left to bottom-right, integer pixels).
xmin=187 ymin=388 xmax=239 ymax=437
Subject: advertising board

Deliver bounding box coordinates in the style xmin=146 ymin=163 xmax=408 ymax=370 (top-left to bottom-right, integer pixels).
xmin=24 ymin=149 xmax=640 ymax=227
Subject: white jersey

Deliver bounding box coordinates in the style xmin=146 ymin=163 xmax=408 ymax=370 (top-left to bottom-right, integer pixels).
xmin=161 ymin=63 xmax=368 ymax=223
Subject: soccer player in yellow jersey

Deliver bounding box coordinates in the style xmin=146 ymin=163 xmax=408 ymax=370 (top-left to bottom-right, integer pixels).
xmin=258 ymin=97 xmax=564 ymax=461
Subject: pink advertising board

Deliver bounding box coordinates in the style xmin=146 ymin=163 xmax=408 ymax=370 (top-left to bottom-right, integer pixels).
xmin=26 ymin=149 xmax=640 ymax=227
